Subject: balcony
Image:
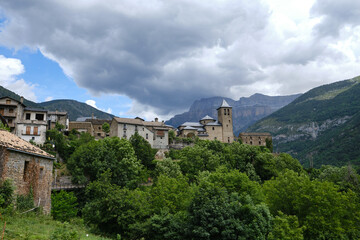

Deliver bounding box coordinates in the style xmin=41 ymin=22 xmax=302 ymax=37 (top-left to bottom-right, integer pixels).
xmin=2 ymin=112 xmax=16 ymax=117
xmin=21 ymin=130 xmax=40 ymax=136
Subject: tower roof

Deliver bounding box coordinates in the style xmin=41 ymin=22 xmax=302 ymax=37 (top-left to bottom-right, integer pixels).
xmin=217 ymin=99 xmax=232 ymax=109
xmin=201 ymin=115 xmax=215 ymax=120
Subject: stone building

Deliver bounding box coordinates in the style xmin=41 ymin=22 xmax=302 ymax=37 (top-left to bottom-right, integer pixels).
xmin=68 ymin=121 xmax=94 ymax=135
xmin=0 ymin=96 xmax=25 ymax=132
xmin=47 ymin=111 xmax=69 ymax=130
xmin=85 ymin=119 xmax=111 ymax=140
xmin=0 ymin=129 xmax=54 ymax=214
xmin=110 ymin=117 xmax=171 ymax=149
xmin=178 ymin=100 xmax=235 ymax=143
xmin=238 ymin=132 xmax=272 ymax=146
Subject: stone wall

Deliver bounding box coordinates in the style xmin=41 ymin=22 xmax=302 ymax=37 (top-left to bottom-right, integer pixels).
xmin=0 ymin=148 xmax=53 ymax=214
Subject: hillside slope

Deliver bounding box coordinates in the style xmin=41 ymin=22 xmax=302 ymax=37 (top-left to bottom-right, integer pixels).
xmin=0 ymin=86 xmax=41 ymax=108
xmin=39 ymin=99 xmax=114 ymax=121
xmin=247 ymin=76 xmax=360 ymax=167
xmin=166 ymin=93 xmax=301 ymax=135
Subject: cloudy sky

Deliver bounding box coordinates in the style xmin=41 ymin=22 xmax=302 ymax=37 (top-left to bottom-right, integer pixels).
xmin=0 ymin=0 xmax=359 ymax=120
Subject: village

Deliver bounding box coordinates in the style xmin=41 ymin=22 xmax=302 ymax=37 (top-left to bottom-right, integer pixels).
xmin=0 ymin=95 xmax=272 ymax=213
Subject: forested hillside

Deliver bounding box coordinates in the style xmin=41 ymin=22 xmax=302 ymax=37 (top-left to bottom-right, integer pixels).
xmin=0 ymin=86 xmax=41 ymax=108
xmin=39 ymin=99 xmax=114 ymax=121
xmin=247 ymin=76 xmax=360 ymax=167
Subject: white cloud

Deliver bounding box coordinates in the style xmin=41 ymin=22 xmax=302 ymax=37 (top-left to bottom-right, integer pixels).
xmin=86 ymin=99 xmax=113 ymax=114
xmin=45 ymin=96 xmax=53 ymax=101
xmin=0 ymin=55 xmax=37 ymax=101
xmin=0 ymin=0 xmax=360 ymax=115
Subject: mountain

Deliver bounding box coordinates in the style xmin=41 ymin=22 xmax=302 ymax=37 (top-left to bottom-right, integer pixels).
xmin=165 ymin=93 xmax=301 ymax=135
xmin=247 ymin=76 xmax=360 ymax=167
xmin=0 ymin=86 xmax=41 ymax=108
xmin=39 ymin=99 xmax=114 ymax=121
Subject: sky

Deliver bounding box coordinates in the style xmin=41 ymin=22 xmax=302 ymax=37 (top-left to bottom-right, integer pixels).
xmin=0 ymin=0 xmax=359 ymax=121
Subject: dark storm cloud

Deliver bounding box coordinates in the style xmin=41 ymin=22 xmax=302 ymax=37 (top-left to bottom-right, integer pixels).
xmin=311 ymin=0 xmax=360 ymax=37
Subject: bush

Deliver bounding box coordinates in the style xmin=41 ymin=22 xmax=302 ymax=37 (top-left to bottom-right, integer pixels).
xmin=0 ymin=179 xmax=14 ymax=209
xmin=16 ymin=189 xmax=34 ymax=212
xmin=50 ymin=222 xmax=80 ymax=240
xmin=51 ymin=191 xmax=78 ymax=222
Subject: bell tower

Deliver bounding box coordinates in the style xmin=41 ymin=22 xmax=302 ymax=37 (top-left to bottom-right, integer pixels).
xmin=217 ymin=99 xmax=234 ymax=143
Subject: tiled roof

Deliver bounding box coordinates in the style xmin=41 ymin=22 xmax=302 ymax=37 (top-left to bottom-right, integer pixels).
xmin=85 ymin=119 xmax=112 ymax=125
xmin=0 ymin=129 xmax=54 ymax=159
xmin=205 ymin=121 xmax=222 ymax=126
xmin=217 ymin=99 xmax=232 ymax=109
xmin=197 ymin=128 xmax=206 ymax=132
xmin=113 ymin=117 xmax=146 ymax=125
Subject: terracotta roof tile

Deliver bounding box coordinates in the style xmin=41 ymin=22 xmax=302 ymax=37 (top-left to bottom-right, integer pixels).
xmin=0 ymin=129 xmax=54 ymax=159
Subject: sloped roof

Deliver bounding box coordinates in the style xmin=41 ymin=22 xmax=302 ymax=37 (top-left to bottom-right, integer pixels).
xmin=197 ymin=128 xmax=206 ymax=132
xmin=85 ymin=119 xmax=112 ymax=125
xmin=206 ymin=121 xmax=222 ymax=126
xmin=183 ymin=126 xmax=198 ymax=130
xmin=0 ymin=129 xmax=54 ymax=159
xmin=180 ymin=122 xmax=203 ymax=127
xmin=113 ymin=117 xmax=144 ymax=125
xmin=201 ymin=115 xmax=215 ymax=120
xmin=217 ymin=99 xmax=232 ymax=109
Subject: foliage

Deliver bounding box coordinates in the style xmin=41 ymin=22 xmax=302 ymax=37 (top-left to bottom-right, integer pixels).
xmin=0 ymin=179 xmax=14 ymax=209
xmin=265 ymin=138 xmax=273 ymax=152
xmin=186 ymin=183 xmax=271 ymax=239
xmin=0 ymin=122 xmax=10 ymax=131
xmin=268 ymin=212 xmax=304 ymax=240
xmin=101 ymin=122 xmax=110 ymax=134
xmin=15 ymin=189 xmax=34 ymax=212
xmin=263 ymin=170 xmax=360 ymax=240
xmin=51 ymin=191 xmax=78 ymax=222
xmin=153 ymin=158 xmax=182 ymax=179
xmin=83 ymin=172 xmax=151 ymax=238
xmin=168 ymin=130 xmax=176 ymax=144
xmin=55 ymin=122 xmax=65 ymax=131
xmin=50 ymin=222 xmax=80 ymax=240
xmin=67 ymin=137 xmax=142 ymax=187
xmin=129 ymin=132 xmax=156 ymax=170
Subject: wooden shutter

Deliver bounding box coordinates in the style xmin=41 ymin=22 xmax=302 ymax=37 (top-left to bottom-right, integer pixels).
xmin=33 ymin=126 xmax=38 ymax=135
xmin=26 ymin=126 xmax=31 ymax=135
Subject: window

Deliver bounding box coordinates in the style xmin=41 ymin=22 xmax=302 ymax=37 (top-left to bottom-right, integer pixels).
xmin=26 ymin=113 xmax=31 ymax=120
xmin=33 ymin=126 xmax=38 ymax=135
xmin=142 ymin=127 xmax=144 ymax=131
xmin=135 ymin=125 xmax=138 ymax=132
xmin=226 ymin=124 xmax=228 ymax=127
xmin=228 ymin=137 xmax=230 ymax=143
xmin=9 ymin=108 xmax=14 ymax=113
xmin=229 ymin=120 xmax=231 ymax=123
xmin=39 ymin=167 xmax=44 ymax=179
xmin=23 ymin=161 xmax=29 ymax=181
xmin=259 ymin=141 xmax=261 ymax=145
xmin=250 ymin=141 xmax=253 ymax=145
xmin=8 ymin=119 xmax=12 ymax=124
xmin=99 ymin=127 xmax=101 ymax=130
xmin=35 ymin=114 xmax=44 ymax=121
xmin=212 ymin=127 xmax=215 ymax=130
xmin=214 ymin=137 xmax=217 ymax=140
xmin=6 ymin=100 xmax=11 ymax=104
xmin=97 ymin=133 xmax=101 ymax=136
xmin=224 ymin=109 xmax=227 ymax=115
xmin=26 ymin=126 xmax=31 ymax=135
xmin=123 ymin=124 xmax=127 ymax=130
xmin=227 ymin=109 xmax=230 ymax=115
xmin=146 ymin=133 xmax=148 ymax=139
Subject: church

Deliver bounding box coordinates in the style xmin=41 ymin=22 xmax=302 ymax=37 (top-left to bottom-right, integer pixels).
xmin=177 ymin=100 xmax=234 ymax=143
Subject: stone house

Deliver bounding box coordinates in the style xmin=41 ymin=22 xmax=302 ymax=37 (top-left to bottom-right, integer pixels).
xmin=0 ymin=129 xmax=54 ymax=214
xmin=178 ymin=100 xmax=235 ymax=143
xmin=68 ymin=121 xmax=94 ymax=135
xmin=47 ymin=111 xmax=69 ymax=130
xmin=0 ymin=96 xmax=25 ymax=132
xmin=85 ymin=119 xmax=112 ymax=140
xmin=238 ymin=132 xmax=272 ymax=146
xmin=110 ymin=117 xmax=171 ymax=149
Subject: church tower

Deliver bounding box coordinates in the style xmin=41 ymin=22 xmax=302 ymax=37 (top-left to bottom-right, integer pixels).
xmin=217 ymin=99 xmax=234 ymax=143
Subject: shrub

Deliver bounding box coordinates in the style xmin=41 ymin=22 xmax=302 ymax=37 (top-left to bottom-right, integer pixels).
xmin=0 ymin=179 xmax=14 ymax=209
xmin=16 ymin=189 xmax=34 ymax=212
xmin=50 ymin=222 xmax=80 ymax=240
xmin=51 ymin=191 xmax=78 ymax=222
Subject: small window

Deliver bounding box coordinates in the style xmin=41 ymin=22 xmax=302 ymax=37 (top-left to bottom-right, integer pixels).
xmin=224 ymin=109 xmax=227 ymax=115
xmin=227 ymin=109 xmax=230 ymax=115
xmin=229 ymin=120 xmax=231 ymax=123
xmin=146 ymin=133 xmax=148 ymax=139
xmin=228 ymin=137 xmax=230 ymax=143
xmin=123 ymin=124 xmax=127 ymax=130
xmin=26 ymin=126 xmax=31 ymax=135
xmin=135 ymin=125 xmax=138 ymax=131
xmin=97 ymin=133 xmax=101 ymax=136
xmin=99 ymin=127 xmax=101 ymax=130
xmin=259 ymin=141 xmax=261 ymax=145
xmin=8 ymin=119 xmax=12 ymax=124
xmin=39 ymin=167 xmax=44 ymax=179
xmin=6 ymin=100 xmax=11 ymax=104
xmin=214 ymin=137 xmax=217 ymax=140
xmin=26 ymin=113 xmax=31 ymax=120
xmin=226 ymin=124 xmax=228 ymax=127
xmin=9 ymin=108 xmax=14 ymax=113
xmin=142 ymin=127 xmax=144 ymax=131
xmin=212 ymin=127 xmax=215 ymax=130
xmin=35 ymin=114 xmax=44 ymax=121
xmin=23 ymin=161 xmax=29 ymax=181
xmin=32 ymin=137 xmax=35 ymax=140
xmin=33 ymin=126 xmax=38 ymax=135
xmin=250 ymin=141 xmax=253 ymax=145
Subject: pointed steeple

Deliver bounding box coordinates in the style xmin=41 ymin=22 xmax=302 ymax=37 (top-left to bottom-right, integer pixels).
xmin=217 ymin=99 xmax=231 ymax=109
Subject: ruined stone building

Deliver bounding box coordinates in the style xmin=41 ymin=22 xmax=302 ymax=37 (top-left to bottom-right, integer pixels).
xmin=110 ymin=117 xmax=172 ymax=149
xmin=0 ymin=129 xmax=54 ymax=214
xmin=47 ymin=111 xmax=69 ymax=130
xmin=85 ymin=119 xmax=111 ymax=140
xmin=238 ymin=132 xmax=272 ymax=147
xmin=177 ymin=100 xmax=235 ymax=143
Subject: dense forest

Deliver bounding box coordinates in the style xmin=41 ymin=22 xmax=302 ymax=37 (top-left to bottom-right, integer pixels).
xmin=2 ymin=126 xmax=359 ymax=240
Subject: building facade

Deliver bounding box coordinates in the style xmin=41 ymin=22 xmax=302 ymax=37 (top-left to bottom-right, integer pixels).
xmin=0 ymin=129 xmax=54 ymax=214
xmin=47 ymin=111 xmax=69 ymax=130
xmin=238 ymin=132 xmax=272 ymax=147
xmin=16 ymin=108 xmax=48 ymax=144
xmin=177 ymin=100 xmax=235 ymax=143
xmin=110 ymin=117 xmax=170 ymax=149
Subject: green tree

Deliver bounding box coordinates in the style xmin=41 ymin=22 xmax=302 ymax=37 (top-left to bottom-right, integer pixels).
xmin=265 ymin=138 xmax=273 ymax=152
xmin=130 ymin=132 xmax=156 ymax=170
xmin=0 ymin=179 xmax=14 ymax=209
xmin=168 ymin=130 xmax=176 ymax=144
xmin=186 ymin=183 xmax=271 ymax=239
xmin=268 ymin=212 xmax=304 ymax=240
xmin=154 ymin=158 xmax=182 ymax=179
xmin=263 ymin=170 xmax=360 ymax=240
xmin=102 ymin=122 xmax=110 ymax=134
xmin=51 ymin=191 xmax=78 ymax=222
xmin=0 ymin=122 xmax=10 ymax=132
xmin=67 ymin=137 xmax=142 ymax=187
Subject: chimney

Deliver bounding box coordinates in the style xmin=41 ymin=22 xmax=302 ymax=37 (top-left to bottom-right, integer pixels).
xmin=20 ymin=96 xmax=24 ymax=104
xmin=155 ymin=118 xmax=158 ymax=122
